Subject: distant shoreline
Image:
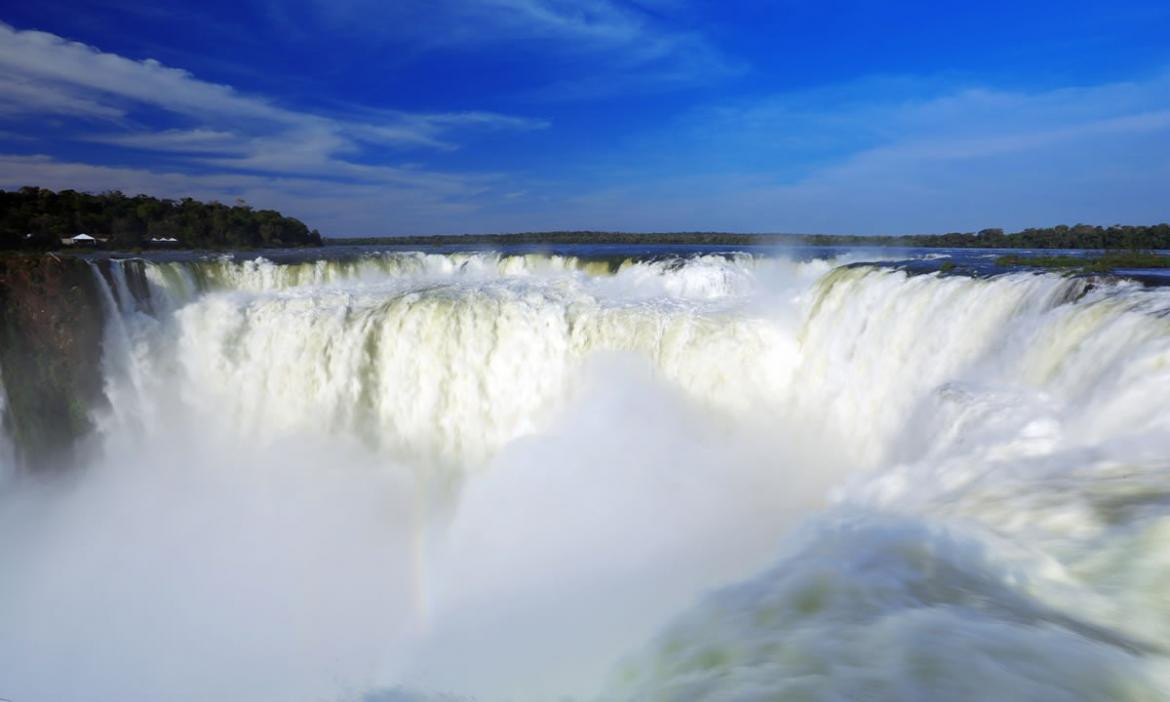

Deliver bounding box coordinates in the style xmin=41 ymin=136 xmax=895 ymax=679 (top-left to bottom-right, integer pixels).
xmin=327 ymin=225 xmax=1170 ymax=250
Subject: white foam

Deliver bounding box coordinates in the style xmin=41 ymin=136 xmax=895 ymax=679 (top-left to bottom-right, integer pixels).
xmin=2 ymin=253 xmax=1170 ymax=701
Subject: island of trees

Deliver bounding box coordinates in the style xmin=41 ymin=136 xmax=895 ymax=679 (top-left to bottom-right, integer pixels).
xmin=0 ymin=187 xmax=322 ymax=250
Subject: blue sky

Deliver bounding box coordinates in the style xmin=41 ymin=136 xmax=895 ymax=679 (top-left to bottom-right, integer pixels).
xmin=0 ymin=1 xmax=1168 ymax=235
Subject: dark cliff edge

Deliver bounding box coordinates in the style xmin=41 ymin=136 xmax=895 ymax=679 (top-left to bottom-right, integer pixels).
xmin=0 ymin=254 xmax=108 ymax=470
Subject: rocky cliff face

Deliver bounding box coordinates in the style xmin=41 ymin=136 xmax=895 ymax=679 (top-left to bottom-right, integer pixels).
xmin=0 ymin=255 xmax=107 ymax=470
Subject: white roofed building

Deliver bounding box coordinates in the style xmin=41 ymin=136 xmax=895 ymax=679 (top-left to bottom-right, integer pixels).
xmin=62 ymin=233 xmax=98 ymax=246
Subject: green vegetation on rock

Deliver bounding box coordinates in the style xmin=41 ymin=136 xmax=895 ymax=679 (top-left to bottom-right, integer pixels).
xmin=996 ymin=251 xmax=1170 ymax=272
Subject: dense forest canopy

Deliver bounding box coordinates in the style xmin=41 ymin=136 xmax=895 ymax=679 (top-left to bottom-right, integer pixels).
xmin=335 ymin=224 xmax=1170 ymax=249
xmin=0 ymin=187 xmax=322 ymax=249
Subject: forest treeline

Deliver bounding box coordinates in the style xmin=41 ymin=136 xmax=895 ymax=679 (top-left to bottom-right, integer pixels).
xmin=0 ymin=187 xmax=322 ymax=249
xmin=873 ymin=224 xmax=1170 ymax=249
xmin=335 ymin=224 xmax=1170 ymax=249
xmin=3 ymin=186 xmax=1167 ymax=250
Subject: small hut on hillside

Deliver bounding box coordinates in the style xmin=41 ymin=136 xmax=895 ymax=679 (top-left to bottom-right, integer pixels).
xmin=62 ymin=234 xmax=98 ymax=247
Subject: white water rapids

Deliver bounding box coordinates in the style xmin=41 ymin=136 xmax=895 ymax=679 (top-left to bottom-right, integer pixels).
xmin=2 ymin=250 xmax=1170 ymax=701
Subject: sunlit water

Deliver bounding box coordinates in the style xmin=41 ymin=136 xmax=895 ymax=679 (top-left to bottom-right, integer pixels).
xmin=2 ymin=247 xmax=1169 ymax=701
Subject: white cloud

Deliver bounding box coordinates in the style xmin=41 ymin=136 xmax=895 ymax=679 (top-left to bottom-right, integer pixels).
xmin=302 ymin=0 xmax=691 ymax=53
xmin=0 ymin=22 xmax=547 ymax=161
xmin=664 ymin=71 xmax=1170 ymax=166
xmin=0 ymin=22 xmax=551 ymax=233
xmin=0 ymin=74 xmax=125 ymax=120
xmin=0 ymin=25 xmax=279 ymax=122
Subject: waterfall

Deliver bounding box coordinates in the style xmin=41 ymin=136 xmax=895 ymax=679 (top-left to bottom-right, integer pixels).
xmin=2 ymin=249 xmax=1169 ymax=702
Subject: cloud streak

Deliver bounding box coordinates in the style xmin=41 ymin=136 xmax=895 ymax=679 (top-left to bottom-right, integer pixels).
xmin=278 ymin=0 xmax=737 ymax=99
xmin=486 ymin=71 xmax=1170 ymax=233
xmin=0 ymin=22 xmax=547 ymax=154
xmin=0 ymin=21 xmax=552 ymax=233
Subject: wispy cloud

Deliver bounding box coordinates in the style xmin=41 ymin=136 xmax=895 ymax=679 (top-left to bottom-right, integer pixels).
xmin=295 ymin=0 xmax=698 ymax=53
xmin=464 ymin=0 xmax=740 ymax=97
xmin=648 ymin=70 xmax=1170 ymax=177
xmin=492 ymin=71 xmax=1170 ymax=233
xmin=0 ymin=22 xmax=549 ymax=232
xmin=0 ymin=22 xmax=547 ymax=155
xmin=0 ymin=73 xmax=125 ymax=120
xmin=279 ymin=0 xmax=737 ymax=98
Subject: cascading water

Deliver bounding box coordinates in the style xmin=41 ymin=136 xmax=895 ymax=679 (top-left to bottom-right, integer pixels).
xmin=611 ymin=267 xmax=1170 ymax=701
xmin=1 ymin=249 xmax=1168 ymax=702
xmin=0 ymin=368 xmax=13 ymax=478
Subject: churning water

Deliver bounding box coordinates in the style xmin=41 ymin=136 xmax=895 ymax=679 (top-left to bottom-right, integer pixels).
xmin=2 ymin=248 xmax=1169 ymax=701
